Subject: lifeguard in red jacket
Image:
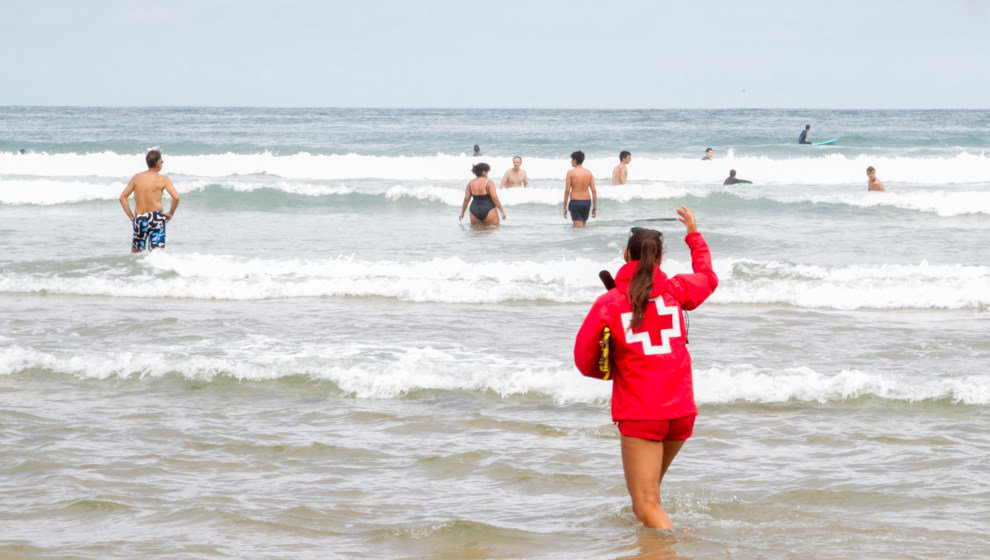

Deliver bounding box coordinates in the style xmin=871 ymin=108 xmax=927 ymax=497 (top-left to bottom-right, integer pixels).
xmin=574 ymin=206 xmax=718 ymax=529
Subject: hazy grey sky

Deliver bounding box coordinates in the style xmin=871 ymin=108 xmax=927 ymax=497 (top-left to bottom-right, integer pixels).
xmin=1 ymin=0 xmax=987 ymax=108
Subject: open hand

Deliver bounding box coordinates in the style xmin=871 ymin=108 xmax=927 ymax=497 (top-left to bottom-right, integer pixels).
xmin=677 ymin=206 xmax=697 ymax=234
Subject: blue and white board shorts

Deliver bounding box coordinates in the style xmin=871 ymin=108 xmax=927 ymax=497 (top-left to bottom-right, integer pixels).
xmin=132 ymin=211 xmax=167 ymax=251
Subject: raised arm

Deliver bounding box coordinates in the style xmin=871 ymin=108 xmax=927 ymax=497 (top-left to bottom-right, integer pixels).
xmin=669 ymin=206 xmax=718 ymax=310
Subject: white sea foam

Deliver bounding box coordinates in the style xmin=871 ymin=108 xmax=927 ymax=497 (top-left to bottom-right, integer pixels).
xmin=0 ymin=253 xmax=609 ymax=303
xmin=5 ymin=174 xmax=986 ymax=218
xmin=735 ymin=186 xmax=990 ymax=217
xmin=694 ymin=364 xmax=990 ymax=405
xmin=3 ymin=150 xmax=989 ymax=185
xmin=1 ymin=253 xmax=987 ymax=310
xmin=384 ymin=182 xmax=692 ymax=207
xmin=711 ymin=258 xmax=990 ymax=310
xmin=0 ymin=176 xmax=367 ymax=205
xmin=3 ymin=345 xmax=986 ymax=405
xmin=0 ymin=178 xmax=128 ymax=205
xmin=0 ymin=177 xmax=694 ymax=206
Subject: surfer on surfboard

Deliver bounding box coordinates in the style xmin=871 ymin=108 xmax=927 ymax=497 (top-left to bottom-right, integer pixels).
xmin=798 ymin=124 xmax=812 ymax=144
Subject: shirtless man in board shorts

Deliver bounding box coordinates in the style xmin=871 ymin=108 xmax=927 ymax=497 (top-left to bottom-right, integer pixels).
xmin=118 ymin=150 xmax=180 ymax=252
xmin=563 ymin=150 xmax=597 ymax=227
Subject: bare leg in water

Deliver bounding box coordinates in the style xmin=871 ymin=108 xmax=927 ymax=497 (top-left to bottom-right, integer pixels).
xmin=621 ymin=436 xmax=685 ymax=529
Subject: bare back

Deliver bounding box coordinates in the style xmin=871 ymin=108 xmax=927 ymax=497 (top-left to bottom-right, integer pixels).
xmin=566 ymin=167 xmax=595 ymax=200
xmin=119 ymin=163 xmax=180 ymax=222
xmin=612 ymin=163 xmax=628 ymax=185
xmin=459 ymin=173 xmax=507 ymax=225
xmin=129 ymin=170 xmax=172 ymax=213
xmin=469 ymin=177 xmax=494 ymax=196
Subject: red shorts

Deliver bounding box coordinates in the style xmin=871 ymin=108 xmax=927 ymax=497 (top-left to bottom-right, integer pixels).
xmin=617 ymin=415 xmax=696 ymax=442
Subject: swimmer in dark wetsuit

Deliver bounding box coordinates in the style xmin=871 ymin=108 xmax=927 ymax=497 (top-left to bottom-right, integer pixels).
xmin=459 ymin=162 xmax=507 ymax=226
xmin=723 ymin=169 xmax=752 ymax=185
xmin=798 ymin=124 xmax=812 ymax=145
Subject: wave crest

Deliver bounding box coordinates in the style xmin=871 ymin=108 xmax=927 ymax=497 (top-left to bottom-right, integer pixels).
xmin=1 ymin=253 xmax=987 ymax=310
xmin=3 ymin=345 xmax=986 ymax=405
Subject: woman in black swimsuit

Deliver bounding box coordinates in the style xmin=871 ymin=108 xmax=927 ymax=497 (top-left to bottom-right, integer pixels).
xmin=459 ymin=163 xmax=507 ymax=227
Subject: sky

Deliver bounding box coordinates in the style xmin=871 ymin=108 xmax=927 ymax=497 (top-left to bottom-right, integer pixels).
xmin=1 ymin=0 xmax=988 ymax=109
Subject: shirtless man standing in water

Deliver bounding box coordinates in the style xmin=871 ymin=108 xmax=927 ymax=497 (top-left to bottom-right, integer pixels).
xmin=867 ymin=166 xmax=886 ymax=192
xmin=500 ymin=156 xmax=529 ymax=188
xmin=118 ymin=150 xmax=180 ymax=252
xmin=563 ymin=150 xmax=597 ymax=227
xmin=612 ymin=151 xmax=631 ymax=185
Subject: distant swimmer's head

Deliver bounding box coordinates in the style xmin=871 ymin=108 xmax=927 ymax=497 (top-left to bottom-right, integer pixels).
xmin=729 ymin=169 xmax=737 ymax=177
xmin=705 ymin=148 xmax=713 ymax=158
xmin=146 ymin=150 xmax=163 ymax=169
xmin=471 ymin=162 xmax=490 ymax=177
xmin=805 ymin=125 xmax=811 ymax=131
xmin=619 ymin=150 xmax=631 ymax=162
xmin=513 ymin=156 xmax=522 ymax=168
xmin=866 ymin=166 xmax=876 ymax=177
xmin=624 ymin=227 xmax=665 ymax=330
xmin=571 ymin=150 xmax=585 ymax=165
xmin=473 ymin=144 xmax=481 ymax=154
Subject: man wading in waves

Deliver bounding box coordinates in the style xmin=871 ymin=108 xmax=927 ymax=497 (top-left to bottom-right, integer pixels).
xmin=118 ymin=150 xmax=180 ymax=252
xmin=501 ymin=156 xmax=529 ymax=188
xmin=563 ymin=150 xmax=597 ymax=227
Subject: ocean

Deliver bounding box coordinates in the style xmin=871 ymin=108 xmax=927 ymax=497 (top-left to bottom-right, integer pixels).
xmin=1 ymin=107 xmax=988 ymax=559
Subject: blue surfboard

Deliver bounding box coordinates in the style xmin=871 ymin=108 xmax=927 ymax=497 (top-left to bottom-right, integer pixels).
xmin=813 ymin=138 xmax=839 ymax=146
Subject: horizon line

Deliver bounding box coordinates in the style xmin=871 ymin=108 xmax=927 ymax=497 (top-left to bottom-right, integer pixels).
xmin=1 ymin=104 xmax=988 ymax=111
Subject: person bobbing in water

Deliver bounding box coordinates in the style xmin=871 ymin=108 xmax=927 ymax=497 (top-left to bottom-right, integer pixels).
xmin=866 ymin=166 xmax=886 ymax=192
xmin=500 ymin=156 xmax=529 ymax=188
xmin=459 ymin=162 xmax=507 ymax=226
xmin=574 ymin=206 xmax=718 ymax=529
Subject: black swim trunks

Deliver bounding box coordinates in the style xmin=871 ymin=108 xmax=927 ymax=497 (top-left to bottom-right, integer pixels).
xmin=470 ymin=193 xmax=496 ymax=221
xmin=568 ymin=199 xmax=592 ymax=222
xmin=132 ymin=211 xmax=167 ymax=251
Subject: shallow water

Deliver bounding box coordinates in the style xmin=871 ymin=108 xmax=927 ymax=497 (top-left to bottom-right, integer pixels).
xmin=2 ymin=107 xmax=989 ymax=558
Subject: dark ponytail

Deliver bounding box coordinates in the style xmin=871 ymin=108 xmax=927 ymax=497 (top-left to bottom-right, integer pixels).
xmin=626 ymin=228 xmax=663 ymax=330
